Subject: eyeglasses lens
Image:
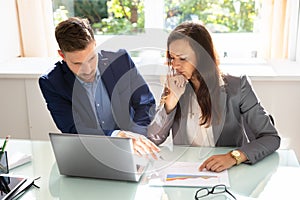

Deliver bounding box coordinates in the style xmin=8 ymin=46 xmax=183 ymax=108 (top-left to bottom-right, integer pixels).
xmin=195 ymin=188 xmax=209 ymax=198
xmin=212 ymin=185 xmax=226 ymax=194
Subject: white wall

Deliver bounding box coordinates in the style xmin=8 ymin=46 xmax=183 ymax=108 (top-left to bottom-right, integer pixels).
xmin=0 ymin=78 xmax=59 ymax=140
xmin=251 ymin=80 xmax=300 ymax=160
xmin=0 ymin=57 xmax=60 ymax=140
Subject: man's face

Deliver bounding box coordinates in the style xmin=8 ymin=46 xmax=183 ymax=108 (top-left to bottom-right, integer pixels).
xmin=58 ymin=41 xmax=98 ymax=82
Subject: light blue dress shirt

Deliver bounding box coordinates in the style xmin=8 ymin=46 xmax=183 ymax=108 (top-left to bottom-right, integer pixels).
xmin=77 ymin=67 xmax=119 ymax=136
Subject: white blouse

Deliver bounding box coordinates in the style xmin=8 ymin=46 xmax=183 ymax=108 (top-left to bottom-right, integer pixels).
xmin=185 ymin=90 xmax=215 ymax=147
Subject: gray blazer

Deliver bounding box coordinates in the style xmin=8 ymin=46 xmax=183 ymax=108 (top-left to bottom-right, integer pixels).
xmin=147 ymin=74 xmax=281 ymax=164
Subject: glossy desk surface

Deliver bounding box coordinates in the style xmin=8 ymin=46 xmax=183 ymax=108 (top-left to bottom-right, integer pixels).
xmin=5 ymin=139 xmax=300 ymax=200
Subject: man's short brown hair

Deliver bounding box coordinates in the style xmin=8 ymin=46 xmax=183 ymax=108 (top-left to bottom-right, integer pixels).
xmin=55 ymin=17 xmax=95 ymax=52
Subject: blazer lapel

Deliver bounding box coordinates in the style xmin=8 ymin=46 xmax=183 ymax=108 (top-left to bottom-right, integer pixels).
xmin=99 ymin=55 xmax=115 ymax=99
xmin=72 ymin=80 xmax=94 ymax=114
xmin=98 ymin=54 xmax=127 ymax=129
xmin=212 ymin=87 xmax=227 ymax=144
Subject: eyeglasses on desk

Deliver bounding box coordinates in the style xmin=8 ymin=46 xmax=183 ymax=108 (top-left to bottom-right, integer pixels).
xmin=194 ymin=184 xmax=236 ymax=200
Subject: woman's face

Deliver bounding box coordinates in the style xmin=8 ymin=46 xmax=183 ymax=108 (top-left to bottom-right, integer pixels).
xmin=168 ymin=39 xmax=197 ymax=80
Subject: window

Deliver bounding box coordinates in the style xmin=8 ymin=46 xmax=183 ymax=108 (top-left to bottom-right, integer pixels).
xmin=164 ymin=0 xmax=262 ymax=61
xmin=52 ymin=0 xmax=144 ymax=34
xmin=51 ymin=0 xmax=299 ymax=63
xmin=164 ymin=0 xmax=259 ymax=32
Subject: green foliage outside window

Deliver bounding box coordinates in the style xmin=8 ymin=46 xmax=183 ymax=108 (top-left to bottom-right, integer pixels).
xmin=93 ymin=0 xmax=144 ymax=34
xmin=165 ymin=0 xmax=258 ymax=32
xmin=74 ymin=0 xmax=108 ymax=24
xmin=53 ymin=0 xmax=258 ymax=35
xmin=53 ymin=0 xmax=144 ymax=34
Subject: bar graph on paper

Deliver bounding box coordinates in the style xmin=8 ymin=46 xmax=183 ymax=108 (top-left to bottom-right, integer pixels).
xmin=148 ymin=161 xmax=230 ymax=187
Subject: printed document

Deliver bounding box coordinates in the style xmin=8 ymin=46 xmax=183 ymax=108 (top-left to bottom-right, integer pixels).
xmin=147 ymin=161 xmax=230 ymax=187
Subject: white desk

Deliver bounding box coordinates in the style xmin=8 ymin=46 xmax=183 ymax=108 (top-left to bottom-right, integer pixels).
xmin=5 ymin=139 xmax=300 ymax=199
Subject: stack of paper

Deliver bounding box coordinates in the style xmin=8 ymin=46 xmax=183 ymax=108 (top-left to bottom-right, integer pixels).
xmin=8 ymin=152 xmax=32 ymax=170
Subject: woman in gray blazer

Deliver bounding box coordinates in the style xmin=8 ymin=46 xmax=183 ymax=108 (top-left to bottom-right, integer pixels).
xmin=147 ymin=21 xmax=280 ymax=172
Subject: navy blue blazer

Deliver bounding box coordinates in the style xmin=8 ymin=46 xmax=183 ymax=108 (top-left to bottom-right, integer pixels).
xmin=39 ymin=49 xmax=155 ymax=136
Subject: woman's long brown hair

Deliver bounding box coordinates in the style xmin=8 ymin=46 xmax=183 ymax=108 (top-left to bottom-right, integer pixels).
xmin=166 ymin=21 xmax=222 ymax=127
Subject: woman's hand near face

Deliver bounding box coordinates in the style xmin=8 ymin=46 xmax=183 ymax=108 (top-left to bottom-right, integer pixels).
xmin=164 ymin=74 xmax=188 ymax=113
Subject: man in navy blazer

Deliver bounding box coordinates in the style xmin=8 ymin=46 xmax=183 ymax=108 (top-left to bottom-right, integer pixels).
xmin=39 ymin=17 xmax=156 ymax=140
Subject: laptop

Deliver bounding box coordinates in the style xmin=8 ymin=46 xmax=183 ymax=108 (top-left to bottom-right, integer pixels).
xmin=49 ymin=133 xmax=149 ymax=182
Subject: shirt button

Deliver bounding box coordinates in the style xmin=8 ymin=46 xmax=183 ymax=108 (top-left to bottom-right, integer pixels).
xmin=101 ymin=121 xmax=105 ymax=124
xmin=97 ymin=104 xmax=100 ymax=107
